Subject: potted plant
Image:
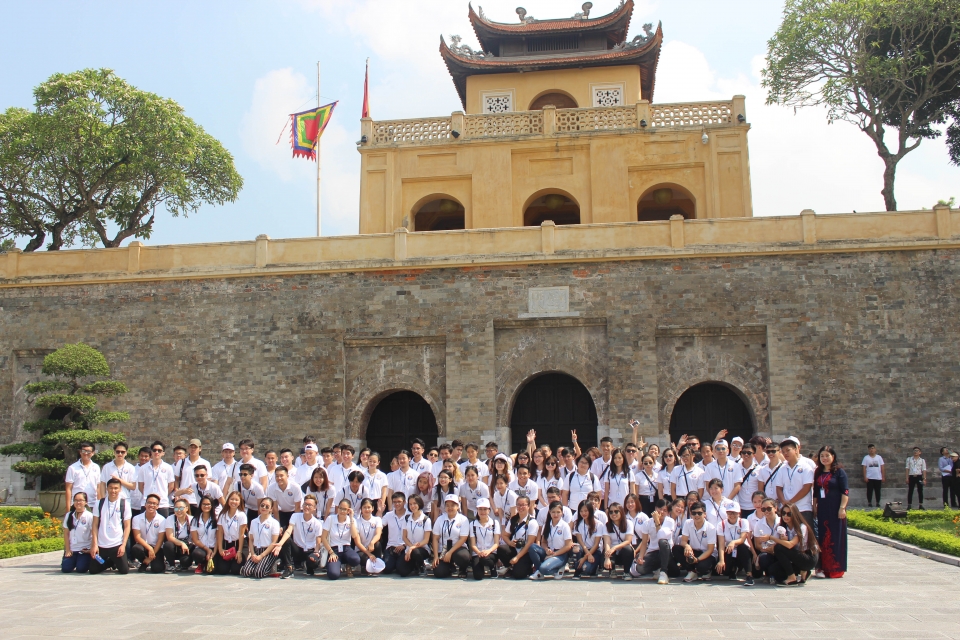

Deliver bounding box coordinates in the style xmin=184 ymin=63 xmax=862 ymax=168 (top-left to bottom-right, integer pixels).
xmin=1 ymin=343 xmax=130 ymax=516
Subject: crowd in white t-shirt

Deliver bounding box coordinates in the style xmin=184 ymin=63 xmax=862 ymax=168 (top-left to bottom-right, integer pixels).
xmin=61 ymin=433 xmax=824 ymax=585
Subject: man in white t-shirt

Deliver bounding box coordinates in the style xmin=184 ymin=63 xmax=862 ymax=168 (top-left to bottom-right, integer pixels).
xmin=65 ymin=442 xmax=101 ymax=506
xmin=458 ymin=443 xmax=490 ymax=482
xmin=295 ymin=444 xmax=320 ymax=486
xmin=172 ymin=439 xmax=211 ymax=508
xmin=328 ymin=444 xmax=364 ymax=491
xmin=137 ymin=441 xmax=176 ymax=517
xmin=670 ymin=446 xmax=704 ymax=499
xmin=89 ymin=478 xmax=132 ymax=574
xmin=590 ymin=437 xmax=615 ymax=480
xmin=673 ymin=501 xmax=718 ymax=582
xmin=235 ymin=439 xmax=269 ymax=490
xmin=774 ymin=439 xmax=815 ymax=525
xmin=861 ymin=444 xmax=885 ymax=508
xmin=130 ymin=493 xmax=167 ymax=573
xmin=99 ymin=441 xmax=137 ymax=502
xmin=409 ymin=439 xmax=432 ymax=475
xmin=211 ymin=443 xmax=241 ymax=494
xmin=702 ymin=440 xmax=743 ymax=501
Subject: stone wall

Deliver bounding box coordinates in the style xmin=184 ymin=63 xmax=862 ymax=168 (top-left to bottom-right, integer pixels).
xmin=2 ymin=248 xmax=959 ymax=500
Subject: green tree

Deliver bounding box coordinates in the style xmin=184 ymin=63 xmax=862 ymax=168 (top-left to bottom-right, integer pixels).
xmin=0 ymin=68 xmax=243 ymax=251
xmin=0 ymin=238 xmax=14 ymax=252
xmin=763 ymin=0 xmax=960 ymax=211
xmin=0 ymin=343 xmax=129 ymax=487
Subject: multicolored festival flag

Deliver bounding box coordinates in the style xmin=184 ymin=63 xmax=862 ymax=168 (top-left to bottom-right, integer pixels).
xmin=290 ymin=102 xmax=337 ymax=160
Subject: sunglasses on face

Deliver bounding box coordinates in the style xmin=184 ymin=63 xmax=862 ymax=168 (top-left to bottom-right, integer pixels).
xmin=259 ymin=505 xmax=271 ymax=510
xmin=152 ymin=448 xmax=164 ymax=453
xmin=691 ymin=510 xmax=705 ymax=516
xmin=761 ymin=507 xmax=774 ymax=513
xmin=643 ymin=461 xmax=653 ymax=465
xmin=626 ymin=449 xmax=638 ymax=454
xmin=80 ymin=450 xmax=93 ymax=455
xmin=175 ymin=507 xmax=186 ymax=512
xmin=194 ymin=474 xmax=206 ymax=478
xmin=115 ymin=450 xmax=127 ymax=455
xmin=609 ymin=510 xmax=621 ymax=515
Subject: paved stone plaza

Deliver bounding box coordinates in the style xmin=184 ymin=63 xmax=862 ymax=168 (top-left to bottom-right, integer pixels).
xmin=1 ymin=537 xmax=958 ymax=639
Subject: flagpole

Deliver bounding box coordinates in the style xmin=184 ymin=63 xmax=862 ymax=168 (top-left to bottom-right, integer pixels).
xmin=316 ymin=61 xmax=320 ymax=238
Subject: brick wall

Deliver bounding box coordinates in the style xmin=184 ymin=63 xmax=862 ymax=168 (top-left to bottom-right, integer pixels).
xmin=2 ymin=248 xmax=958 ymax=500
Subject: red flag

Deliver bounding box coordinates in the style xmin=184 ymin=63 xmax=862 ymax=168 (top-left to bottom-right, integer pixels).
xmin=361 ymin=58 xmax=371 ymax=119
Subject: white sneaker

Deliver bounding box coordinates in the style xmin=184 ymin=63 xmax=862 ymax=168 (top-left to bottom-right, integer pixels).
xmin=623 ymin=574 xmax=632 ymax=582
xmin=529 ymin=571 xmax=543 ymax=581
xmin=657 ymin=571 xmax=669 ymax=585
xmin=683 ymin=571 xmax=697 ymax=583
xmin=814 ymin=570 xmax=826 ymax=579
xmin=555 ymin=569 xmax=565 ymax=580
xmin=497 ymin=566 xmax=508 ymax=577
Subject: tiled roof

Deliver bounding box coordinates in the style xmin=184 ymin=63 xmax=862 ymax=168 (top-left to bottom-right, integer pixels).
xmin=440 ymin=22 xmax=662 ymax=107
xmin=468 ymin=1 xmax=633 ymax=37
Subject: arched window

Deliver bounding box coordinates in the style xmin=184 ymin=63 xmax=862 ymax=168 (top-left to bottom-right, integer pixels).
xmin=637 ymin=184 xmax=696 ymax=221
xmin=524 ymin=192 xmax=580 ymax=226
xmin=414 ymin=198 xmax=465 ymax=231
xmin=529 ymin=92 xmax=578 ymax=110
xmin=669 ymin=383 xmax=754 ymax=446
xmin=510 ymin=373 xmax=598 ymax=455
xmin=366 ymin=391 xmax=439 ymax=472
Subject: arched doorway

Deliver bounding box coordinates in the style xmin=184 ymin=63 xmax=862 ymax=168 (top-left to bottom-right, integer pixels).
xmin=529 ymin=91 xmax=578 ymax=110
xmin=366 ymin=391 xmax=439 ymax=471
xmin=669 ymin=383 xmax=754 ymax=446
xmin=510 ymin=373 xmax=598 ymax=455
xmin=524 ymin=192 xmax=580 ymax=226
xmin=413 ymin=197 xmax=465 ymax=231
xmin=638 ymin=184 xmax=696 ymax=221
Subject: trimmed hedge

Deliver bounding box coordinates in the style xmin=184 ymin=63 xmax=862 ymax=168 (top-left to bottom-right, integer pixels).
xmin=848 ymin=510 xmax=960 ymax=557
xmin=0 ymin=537 xmax=63 ymax=560
xmin=0 ymin=507 xmax=46 ymax=522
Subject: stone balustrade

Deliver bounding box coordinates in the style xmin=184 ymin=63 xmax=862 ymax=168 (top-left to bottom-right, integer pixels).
xmin=2 ymin=206 xmax=957 ymax=286
xmin=362 ymin=97 xmax=746 ymax=147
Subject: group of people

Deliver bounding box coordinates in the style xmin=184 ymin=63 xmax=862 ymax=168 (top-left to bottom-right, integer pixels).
xmin=859 ymin=444 xmax=960 ymax=509
xmin=60 ymin=428 xmax=849 ymax=586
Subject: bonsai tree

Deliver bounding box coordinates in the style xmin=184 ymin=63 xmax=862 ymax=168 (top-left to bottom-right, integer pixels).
xmin=0 ymin=343 xmax=129 ymax=489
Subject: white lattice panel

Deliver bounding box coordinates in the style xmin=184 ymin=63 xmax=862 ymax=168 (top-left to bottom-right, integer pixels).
xmin=592 ymin=87 xmax=624 ymax=107
xmin=555 ymin=106 xmax=638 ymax=132
xmin=372 ymin=117 xmax=453 ymax=145
xmin=483 ymin=94 xmax=513 ymax=113
xmin=651 ymin=102 xmax=733 ymax=128
xmin=464 ymin=112 xmax=543 ymax=138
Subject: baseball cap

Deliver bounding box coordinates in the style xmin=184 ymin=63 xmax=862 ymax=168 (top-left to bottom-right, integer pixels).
xmin=731 ymin=437 xmax=744 ymax=444
xmin=476 ymin=498 xmax=491 ymax=509
xmin=714 ymin=439 xmax=729 ymax=448
xmin=222 ymin=442 xmax=235 ymax=451
xmin=189 ymin=439 xmax=202 ymax=447
xmin=727 ymin=502 xmax=741 ymax=513
xmin=786 ymin=436 xmax=800 ymax=446
xmin=304 ymin=444 xmax=318 ymax=452
xmin=444 ymin=494 xmax=459 ymax=504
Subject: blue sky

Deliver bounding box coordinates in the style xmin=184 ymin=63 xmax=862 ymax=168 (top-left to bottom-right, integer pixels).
xmin=1 ymin=0 xmax=957 ymax=248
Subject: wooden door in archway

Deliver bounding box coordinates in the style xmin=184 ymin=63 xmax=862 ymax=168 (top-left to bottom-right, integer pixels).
xmin=510 ymin=373 xmax=598 ymax=456
xmin=366 ymin=391 xmax=438 ymax=472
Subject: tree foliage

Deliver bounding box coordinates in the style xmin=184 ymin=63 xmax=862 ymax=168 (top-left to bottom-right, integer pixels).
xmin=0 ymin=68 xmax=243 ymax=251
xmin=0 ymin=343 xmax=129 ymax=488
xmin=763 ymin=0 xmax=960 ymax=211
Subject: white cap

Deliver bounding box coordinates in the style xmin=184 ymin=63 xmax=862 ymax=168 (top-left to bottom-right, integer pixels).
xmin=731 ymin=436 xmax=744 ymax=445
xmin=714 ymin=439 xmax=729 ymax=448
xmin=476 ymin=498 xmax=491 ymax=509
xmin=365 ymin=557 xmax=385 ymax=574
xmin=304 ymin=444 xmax=318 ymax=452
xmin=444 ymin=494 xmax=459 ymax=505
xmin=726 ymin=502 xmax=741 ymax=513
xmin=222 ymin=442 xmax=235 ymax=451
xmin=786 ymin=436 xmax=801 ymax=446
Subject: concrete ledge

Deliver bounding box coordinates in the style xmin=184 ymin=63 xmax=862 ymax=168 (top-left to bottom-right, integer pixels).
xmin=849 ymin=528 xmax=960 ymax=568
xmin=0 ymin=550 xmax=62 ymax=568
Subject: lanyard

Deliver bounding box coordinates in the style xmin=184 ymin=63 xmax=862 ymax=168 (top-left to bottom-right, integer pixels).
xmin=473 ymin=520 xmax=494 ymax=547
xmin=717 ymin=462 xmax=728 ymax=486
xmin=680 ymin=467 xmax=693 ymax=493
xmin=575 ymin=473 xmax=590 ymax=493
xmin=358 ymin=517 xmax=375 ymax=542
xmin=549 ymin=522 xmax=565 ymax=550
xmin=513 ymin=516 xmax=530 ymax=541
xmin=692 ymin=523 xmax=709 ymax=551
xmin=408 ymin=514 xmax=426 ymax=540
xmin=149 ymin=463 xmax=164 ymax=489
xmin=365 ymin=473 xmax=379 ymax=495
xmin=710 ymin=500 xmax=723 ymax=520
xmin=226 ymin=513 xmax=240 ymax=539
xmin=108 ymin=499 xmax=121 ymax=526
xmin=334 ymin=518 xmax=351 ymax=544
xmin=441 ymin=518 xmax=458 ymax=543
xmin=252 ymin=518 xmax=272 ymax=544
xmin=242 ymin=486 xmax=257 ymax=506
xmin=175 ymin=517 xmax=190 ymax=540
xmin=298 ymin=516 xmax=316 ymax=545
xmin=612 ymin=473 xmax=626 ymax=491
xmin=785 ymin=463 xmax=799 ymax=484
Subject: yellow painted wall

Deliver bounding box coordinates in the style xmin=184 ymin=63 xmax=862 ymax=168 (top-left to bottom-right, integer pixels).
xmin=359 ymin=121 xmax=754 ymax=233
xmin=465 ymin=66 xmax=643 ymax=113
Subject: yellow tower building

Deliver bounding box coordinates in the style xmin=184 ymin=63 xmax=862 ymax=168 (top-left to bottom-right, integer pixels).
xmin=358 ymin=1 xmax=753 ymax=235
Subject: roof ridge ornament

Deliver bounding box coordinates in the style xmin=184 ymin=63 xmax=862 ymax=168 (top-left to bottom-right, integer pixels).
xmin=614 ymin=22 xmax=655 ymax=50
xmin=448 ymin=35 xmax=486 ymax=59
xmin=516 ymin=7 xmax=536 ymax=23
xmin=574 ymin=2 xmax=593 ymax=19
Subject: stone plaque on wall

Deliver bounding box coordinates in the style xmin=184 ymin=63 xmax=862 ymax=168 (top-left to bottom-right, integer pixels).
xmin=520 ymin=286 xmax=579 ymax=318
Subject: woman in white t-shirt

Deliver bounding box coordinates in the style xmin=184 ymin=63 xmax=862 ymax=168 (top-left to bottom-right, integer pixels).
xmin=354 ymin=498 xmax=384 ymax=572
xmin=396 ymin=495 xmax=432 ymax=577
xmin=537 ymin=456 xmax=564 ymax=510
xmin=602 ymin=502 xmax=633 ymax=578
xmin=751 ymin=497 xmax=785 ymax=584
xmin=572 ymin=501 xmax=602 ymax=578
xmin=562 ymin=456 xmax=602 ymax=510
xmin=432 ymin=471 xmax=459 ymax=523
xmin=431 ymin=495 xmax=471 ymax=578
xmin=162 ymin=498 xmax=194 ymax=571
xmin=364 ymin=453 xmax=390 ymax=515
xmin=488 ymin=454 xmax=514 ymax=491
xmin=459 ymin=466 xmax=490 ymax=521
xmin=632 ymin=455 xmax=660 ymax=515
xmin=241 ymin=497 xmax=282 ymax=578
xmin=768 ymin=503 xmax=819 ymax=585
xmin=604 ymin=450 xmax=631 ymax=511
xmin=189 ymin=496 xmax=218 ymax=573
xmin=413 ymin=473 xmax=434 ymax=516
xmin=322 ymin=499 xmax=361 ymax=580
xmin=468 ymin=498 xmax=501 ymax=580
xmin=496 ymin=496 xmax=541 ymax=579
xmin=658 ymin=449 xmax=678 ymax=500
xmin=214 ymin=491 xmax=247 ymax=575
xmin=530 ymin=501 xmax=574 ymax=580
xmin=61 ymin=492 xmax=93 ymax=573
xmin=491 ymin=474 xmax=518 ymax=528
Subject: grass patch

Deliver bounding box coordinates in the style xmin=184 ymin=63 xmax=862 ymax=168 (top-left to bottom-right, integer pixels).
xmin=0 ymin=537 xmax=63 ymax=560
xmin=848 ymin=508 xmax=960 ymax=558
